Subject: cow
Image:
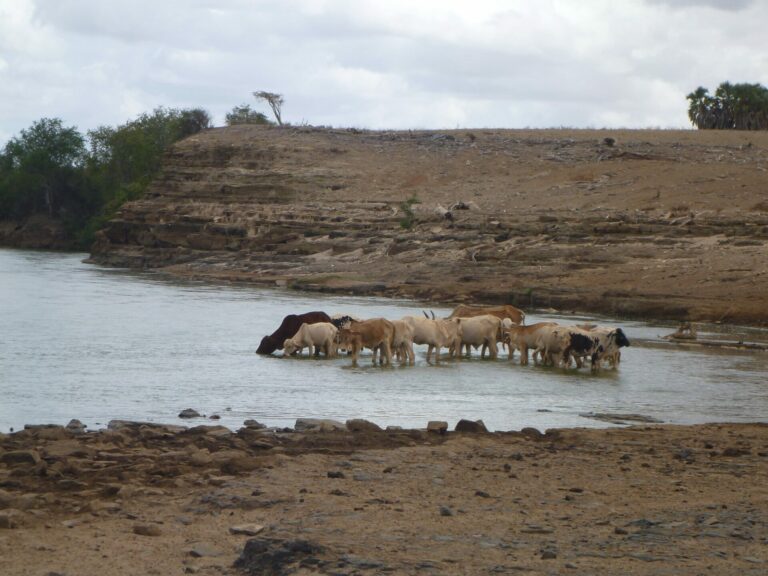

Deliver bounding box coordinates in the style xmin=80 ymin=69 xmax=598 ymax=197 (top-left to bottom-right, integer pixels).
xmin=390 ymin=319 xmax=416 ymax=365
xmin=330 ymin=314 xmax=360 ymax=330
xmin=532 ymin=324 xmax=572 ymax=367
xmin=575 ymin=324 xmax=623 ymax=367
xmin=336 ymin=318 xmax=395 ymax=366
xmin=256 ymin=311 xmax=332 ymax=355
xmin=448 ymin=304 xmax=525 ymax=325
xmin=504 ymin=322 xmax=559 ymax=364
xmin=561 ymin=326 xmax=630 ymax=372
xmin=283 ymin=322 xmax=338 ymax=358
xmin=402 ymin=315 xmax=461 ymax=364
xmin=451 ymin=314 xmax=502 ymax=359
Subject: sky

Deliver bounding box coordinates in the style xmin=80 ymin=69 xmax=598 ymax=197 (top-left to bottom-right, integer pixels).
xmin=1 ymin=0 xmax=767 ymax=144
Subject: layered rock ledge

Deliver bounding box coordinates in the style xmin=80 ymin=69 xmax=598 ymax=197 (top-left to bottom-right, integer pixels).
xmin=89 ymin=126 xmax=768 ymax=324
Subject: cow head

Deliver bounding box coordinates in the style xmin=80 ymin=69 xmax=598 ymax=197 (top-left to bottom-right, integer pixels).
xmin=256 ymin=335 xmax=279 ymax=355
xmin=613 ymin=328 xmax=630 ymax=348
xmin=283 ymin=338 xmax=301 ymax=356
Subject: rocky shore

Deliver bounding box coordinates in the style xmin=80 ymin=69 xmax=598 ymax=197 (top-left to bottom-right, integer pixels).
xmin=86 ymin=126 xmax=768 ymax=325
xmin=1 ymin=419 xmax=766 ymax=575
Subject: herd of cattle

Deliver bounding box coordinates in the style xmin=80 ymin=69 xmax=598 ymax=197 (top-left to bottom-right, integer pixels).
xmin=256 ymin=304 xmax=631 ymax=373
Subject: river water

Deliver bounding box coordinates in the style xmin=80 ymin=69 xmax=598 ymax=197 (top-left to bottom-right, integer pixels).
xmin=1 ymin=248 xmax=766 ymax=433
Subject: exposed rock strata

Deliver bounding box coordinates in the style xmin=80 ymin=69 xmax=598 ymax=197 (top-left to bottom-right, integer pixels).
xmin=89 ymin=126 xmax=768 ymax=323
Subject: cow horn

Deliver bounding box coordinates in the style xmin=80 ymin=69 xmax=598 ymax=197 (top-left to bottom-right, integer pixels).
xmin=423 ymin=310 xmax=429 ymax=319
xmin=430 ymin=310 xmax=436 ymax=320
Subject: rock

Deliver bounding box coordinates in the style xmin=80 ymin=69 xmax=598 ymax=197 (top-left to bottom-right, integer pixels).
xmin=614 ymin=526 xmax=628 ymax=535
xmin=427 ymin=421 xmax=448 ymax=434
xmin=189 ymin=450 xmax=213 ymax=467
xmin=233 ymin=538 xmax=324 ymax=575
xmin=385 ymin=425 xmax=403 ymax=432
xmin=455 ymin=419 xmax=488 ymax=433
xmin=341 ymin=554 xmax=385 ymax=569
xmin=674 ymin=448 xmax=695 ymax=462
xmin=475 ymin=490 xmax=491 ymax=498
xmin=346 ymin=419 xmax=383 ymax=433
xmin=243 ymin=420 xmax=266 ymax=430
xmin=327 ymin=471 xmax=345 ymax=479
xmin=541 ymin=549 xmax=558 ymax=560
xmin=0 ymin=450 xmax=41 ymax=465
xmin=133 ymin=524 xmax=162 ymax=537
xmin=294 ymin=418 xmax=345 ymax=432
xmin=520 ymin=427 xmax=543 ymax=439
xmin=179 ymin=408 xmax=202 ymax=419
xmin=187 ymin=544 xmax=222 ymax=557
xmin=439 ymin=505 xmax=454 ymax=517
xmin=65 ymin=419 xmax=86 ymax=434
xmin=230 ymin=524 xmax=265 ymax=536
xmin=0 ymin=489 xmax=14 ymax=509
xmin=0 ymin=509 xmax=23 ymax=529
xmin=722 ymin=447 xmax=750 ymax=457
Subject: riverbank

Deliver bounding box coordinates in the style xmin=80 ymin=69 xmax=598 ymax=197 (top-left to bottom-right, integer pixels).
xmin=1 ymin=420 xmax=766 ymax=575
xmin=84 ymin=126 xmax=768 ymax=325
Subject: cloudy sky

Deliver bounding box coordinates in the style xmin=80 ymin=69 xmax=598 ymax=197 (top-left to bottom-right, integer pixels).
xmin=1 ymin=0 xmax=766 ymax=143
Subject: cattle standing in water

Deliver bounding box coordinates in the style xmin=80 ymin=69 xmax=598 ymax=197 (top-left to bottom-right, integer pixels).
xmin=451 ymin=314 xmax=502 ymax=359
xmin=401 ymin=315 xmax=461 ymax=364
xmin=504 ymin=322 xmax=559 ymax=364
xmin=282 ymin=322 xmax=338 ymax=358
xmin=562 ymin=327 xmax=630 ymax=372
xmin=448 ymin=304 xmax=525 ymax=325
xmin=336 ymin=318 xmax=395 ymax=366
xmin=390 ymin=319 xmax=416 ymax=365
xmin=256 ymin=311 xmax=332 ymax=355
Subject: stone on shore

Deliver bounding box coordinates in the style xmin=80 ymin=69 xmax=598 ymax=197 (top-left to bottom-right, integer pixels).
xmin=178 ymin=408 xmax=202 ymax=419
xmin=346 ymin=419 xmax=383 ymax=433
xmin=295 ymin=418 xmax=345 ymax=432
xmin=454 ymin=419 xmax=488 ymax=433
xmin=427 ymin=421 xmax=448 ymax=434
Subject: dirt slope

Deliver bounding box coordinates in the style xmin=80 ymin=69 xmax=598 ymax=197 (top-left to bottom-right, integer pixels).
xmin=90 ymin=126 xmax=768 ymax=324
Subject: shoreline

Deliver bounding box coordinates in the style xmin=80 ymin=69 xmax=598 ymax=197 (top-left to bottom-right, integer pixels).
xmin=2 ymin=419 xmax=766 ymax=575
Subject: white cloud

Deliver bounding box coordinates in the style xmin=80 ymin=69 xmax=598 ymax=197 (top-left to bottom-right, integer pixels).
xmin=1 ymin=0 xmax=767 ymax=144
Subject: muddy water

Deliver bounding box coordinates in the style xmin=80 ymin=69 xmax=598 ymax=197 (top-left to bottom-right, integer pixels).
xmin=1 ymin=248 xmax=766 ymax=433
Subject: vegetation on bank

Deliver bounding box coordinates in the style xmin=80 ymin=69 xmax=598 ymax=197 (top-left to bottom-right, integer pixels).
xmin=687 ymin=82 xmax=768 ymax=130
xmin=0 ymin=108 xmax=213 ymax=248
xmin=0 ymin=94 xmax=281 ymax=249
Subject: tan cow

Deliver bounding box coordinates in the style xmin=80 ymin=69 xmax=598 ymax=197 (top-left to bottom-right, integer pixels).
xmin=504 ymin=322 xmax=558 ymax=364
xmin=282 ymin=322 xmax=338 ymax=358
xmin=336 ymin=318 xmax=395 ymax=366
xmin=448 ymin=304 xmax=525 ymax=325
xmin=402 ymin=316 xmax=461 ymax=364
xmin=390 ymin=319 xmax=416 ymax=366
xmin=451 ymin=314 xmax=502 ymax=359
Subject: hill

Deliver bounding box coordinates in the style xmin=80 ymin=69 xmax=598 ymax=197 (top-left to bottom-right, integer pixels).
xmin=90 ymin=126 xmax=768 ymax=324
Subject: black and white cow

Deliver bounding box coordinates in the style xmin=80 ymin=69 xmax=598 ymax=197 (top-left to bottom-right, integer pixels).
xmin=562 ymin=327 xmax=630 ymax=372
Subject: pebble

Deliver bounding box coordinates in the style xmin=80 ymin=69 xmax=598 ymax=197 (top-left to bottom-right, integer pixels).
xmin=439 ymin=505 xmax=454 ymax=517
xmin=133 ymin=524 xmax=162 ymax=537
xmin=229 ymin=524 xmax=265 ymax=536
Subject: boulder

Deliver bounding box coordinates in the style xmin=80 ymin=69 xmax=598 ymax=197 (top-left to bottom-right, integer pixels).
xmin=0 ymin=450 xmax=41 ymax=466
xmin=65 ymin=419 xmax=87 ymax=434
xmin=179 ymin=408 xmax=202 ymax=419
xmin=294 ymin=419 xmax=345 ymax=433
xmin=427 ymin=421 xmax=448 ymax=435
xmin=454 ymin=419 xmax=488 ymax=433
xmin=243 ymin=420 xmax=266 ymax=430
xmin=346 ymin=419 xmax=383 ymax=433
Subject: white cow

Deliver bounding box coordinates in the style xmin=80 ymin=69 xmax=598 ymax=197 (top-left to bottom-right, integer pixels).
xmin=451 ymin=314 xmax=502 ymax=359
xmin=283 ymin=322 xmax=338 ymax=358
xmin=390 ymin=319 xmax=416 ymax=365
xmin=401 ymin=316 xmax=461 ymax=364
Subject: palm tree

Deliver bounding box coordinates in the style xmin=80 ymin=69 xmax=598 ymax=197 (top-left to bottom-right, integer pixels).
xmin=686 ymin=82 xmax=768 ymax=130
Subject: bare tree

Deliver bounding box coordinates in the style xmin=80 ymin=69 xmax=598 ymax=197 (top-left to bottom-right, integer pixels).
xmin=253 ymin=91 xmax=284 ymax=126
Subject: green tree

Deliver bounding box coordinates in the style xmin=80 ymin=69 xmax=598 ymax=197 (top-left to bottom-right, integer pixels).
xmin=687 ymin=82 xmax=768 ymax=130
xmin=0 ymin=118 xmax=86 ymax=219
xmin=225 ymin=104 xmax=272 ymax=126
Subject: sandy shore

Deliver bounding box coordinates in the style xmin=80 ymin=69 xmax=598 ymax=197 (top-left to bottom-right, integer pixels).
xmin=1 ymin=419 xmax=766 ymax=575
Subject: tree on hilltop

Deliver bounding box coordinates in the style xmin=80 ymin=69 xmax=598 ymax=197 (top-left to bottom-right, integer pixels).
xmin=225 ymin=104 xmax=272 ymax=126
xmin=687 ymin=82 xmax=768 ymax=130
xmin=253 ymin=91 xmax=284 ymax=125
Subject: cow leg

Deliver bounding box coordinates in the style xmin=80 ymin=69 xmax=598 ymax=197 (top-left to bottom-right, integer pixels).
xmin=520 ymin=344 xmax=528 ymax=365
xmin=406 ymin=343 xmax=415 ymax=365
xmin=382 ymin=340 xmax=392 ymax=366
xmin=489 ymin=340 xmax=498 ymax=359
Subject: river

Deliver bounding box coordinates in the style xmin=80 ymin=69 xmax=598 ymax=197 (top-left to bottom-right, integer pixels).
xmin=1 ymin=248 xmax=766 ymax=433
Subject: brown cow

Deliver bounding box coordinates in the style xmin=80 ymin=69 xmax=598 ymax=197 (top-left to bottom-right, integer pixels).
xmin=336 ymin=318 xmax=395 ymax=366
xmin=448 ymin=304 xmax=525 ymax=325
xmin=256 ymin=311 xmax=331 ymax=355
xmin=504 ymin=322 xmax=558 ymax=364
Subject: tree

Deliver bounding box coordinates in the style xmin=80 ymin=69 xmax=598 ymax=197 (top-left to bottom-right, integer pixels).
xmin=225 ymin=104 xmax=272 ymax=126
xmin=0 ymin=118 xmax=86 ymax=219
xmin=253 ymin=91 xmax=284 ymax=125
xmin=687 ymin=82 xmax=768 ymax=130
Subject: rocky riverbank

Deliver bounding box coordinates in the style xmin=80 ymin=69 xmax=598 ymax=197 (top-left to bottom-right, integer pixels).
xmin=86 ymin=126 xmax=768 ymax=325
xmin=1 ymin=419 xmax=766 ymax=575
